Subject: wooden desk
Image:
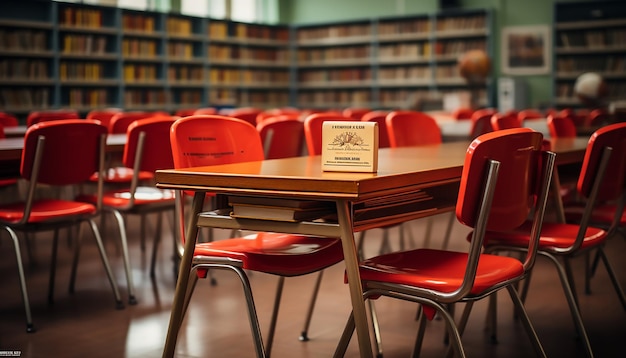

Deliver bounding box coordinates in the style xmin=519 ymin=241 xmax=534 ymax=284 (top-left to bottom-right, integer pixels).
xmin=3 ymin=125 xmax=27 ymax=138
xmin=155 ymin=137 xmax=588 ymax=358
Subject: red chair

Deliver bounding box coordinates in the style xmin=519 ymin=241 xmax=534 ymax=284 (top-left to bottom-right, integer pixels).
xmin=108 ymin=111 xmax=157 ymax=134
xmin=78 ymin=116 xmax=178 ymax=303
xmin=480 ymin=123 xmax=626 ymax=358
xmin=586 ymin=108 xmax=610 ymax=127
xmin=86 ymin=108 xmax=123 ymax=128
xmin=518 ymin=109 xmax=544 ymax=122
xmin=334 ymin=128 xmax=554 ymax=358
xmin=166 ymin=115 xmax=344 ymax=357
xmin=361 ymin=110 xmax=390 ymax=148
xmin=256 ymin=115 xmax=305 ymax=159
xmin=256 ymin=108 xmax=301 ymax=124
xmin=491 ymin=112 xmax=522 ymax=131
xmin=0 ymin=112 xmax=19 ymax=127
xmin=26 ymin=110 xmax=79 ymax=127
xmin=547 ymin=113 xmax=577 ymax=138
xmin=386 ymin=110 xmax=441 ymax=147
xmin=174 ymin=108 xmax=199 ymax=117
xmin=303 ymin=112 xmax=353 ymax=155
xmin=228 ymin=107 xmax=263 ymax=127
xmin=193 ymin=107 xmax=217 ymax=115
xmin=342 ymin=107 xmax=371 ymax=120
xmin=451 ymin=107 xmax=474 ymax=120
xmin=469 ymin=108 xmax=497 ymax=138
xmin=0 ymin=120 xmax=124 ymax=332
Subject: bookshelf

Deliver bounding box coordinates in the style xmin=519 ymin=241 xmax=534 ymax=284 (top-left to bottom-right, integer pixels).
xmin=0 ymin=0 xmax=492 ymax=117
xmin=554 ymin=1 xmax=626 ymax=108
xmin=294 ymin=9 xmax=491 ymax=109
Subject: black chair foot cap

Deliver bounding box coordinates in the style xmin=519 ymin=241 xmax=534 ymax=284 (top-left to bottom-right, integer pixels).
xmin=299 ymin=332 xmax=309 ymax=341
xmin=129 ymin=296 xmax=138 ymax=305
xmin=115 ymin=301 xmax=125 ymax=310
xmin=26 ymin=324 xmax=36 ymax=333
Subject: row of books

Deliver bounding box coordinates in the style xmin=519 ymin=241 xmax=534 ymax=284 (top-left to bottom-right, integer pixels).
xmin=297 ymin=90 xmax=371 ymax=105
xmin=166 ymin=18 xmax=193 ymax=35
xmin=209 ymin=68 xmax=290 ymax=84
xmin=208 ymin=89 xmax=289 ymax=105
xmin=0 ymin=30 xmax=47 ymax=51
xmin=435 ymin=15 xmax=486 ymax=31
xmin=298 ymin=69 xmax=373 ymax=83
xmin=176 ymin=90 xmax=203 ymax=105
xmin=297 ymin=24 xmax=371 ymax=42
xmin=297 ymin=46 xmax=371 ymax=63
xmin=208 ymin=45 xmax=288 ymax=62
xmin=123 ymin=64 xmax=158 ymax=81
xmin=208 ymin=22 xmax=289 ymax=41
xmin=62 ymin=34 xmax=108 ymax=55
xmin=378 ymin=19 xmax=431 ymax=36
xmin=122 ymin=14 xmax=156 ymax=32
xmin=60 ymin=7 xmax=103 ymax=28
xmin=433 ymin=40 xmax=485 ymax=56
xmin=66 ymin=89 xmax=108 ymax=107
xmin=122 ymin=39 xmax=159 ymax=57
xmin=124 ymin=89 xmax=169 ymax=107
xmin=557 ymin=56 xmax=626 ymax=73
xmin=60 ymin=62 xmax=105 ymax=80
xmin=557 ymin=82 xmax=626 ymax=99
xmin=0 ymin=89 xmax=50 ymax=109
xmin=379 ymin=66 xmax=433 ymax=80
xmin=0 ymin=59 xmax=48 ymax=80
xmin=379 ymin=42 xmax=431 ymax=59
xmin=167 ymin=66 xmax=204 ymax=81
xmin=559 ymin=29 xmax=626 ymax=48
xmin=167 ymin=42 xmax=196 ymax=59
xmin=435 ymin=64 xmax=461 ymax=79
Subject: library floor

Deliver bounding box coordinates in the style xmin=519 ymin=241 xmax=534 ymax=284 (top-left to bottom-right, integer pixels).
xmin=0 ymin=212 xmax=625 ymax=358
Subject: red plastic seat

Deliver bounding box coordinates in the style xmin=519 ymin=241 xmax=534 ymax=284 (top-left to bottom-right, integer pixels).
xmin=256 ymin=108 xmax=301 ymax=124
xmin=361 ymin=110 xmax=390 ymax=148
xmin=193 ymin=107 xmax=217 ymax=115
xmin=26 ymin=110 xmax=79 ymax=127
xmin=256 ymin=115 xmax=304 ymax=159
xmin=480 ymin=123 xmax=626 ymax=358
xmin=0 ymin=120 xmax=124 ymax=333
xmin=166 ymin=115 xmax=344 ymax=357
xmin=386 ymin=110 xmax=442 ymax=147
xmin=303 ymin=112 xmax=354 ymax=155
xmin=518 ymin=109 xmax=543 ymax=122
xmin=491 ymin=112 xmax=522 ymax=131
xmin=174 ymin=108 xmax=199 ymax=117
xmin=86 ymin=108 xmax=122 ymax=128
xmin=547 ymin=113 xmax=577 ymax=138
xmin=228 ymin=107 xmax=263 ymax=127
xmin=335 ymin=128 xmax=554 ymax=358
xmin=0 ymin=112 xmax=19 ymax=127
xmin=78 ymin=116 xmax=178 ymax=303
xmin=586 ymin=108 xmax=610 ymax=127
xmin=108 ymin=111 xmax=157 ymax=134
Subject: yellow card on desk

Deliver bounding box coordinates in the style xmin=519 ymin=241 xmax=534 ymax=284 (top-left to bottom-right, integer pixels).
xmin=321 ymin=121 xmax=378 ymax=172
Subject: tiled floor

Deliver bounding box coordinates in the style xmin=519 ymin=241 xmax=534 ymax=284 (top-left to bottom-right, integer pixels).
xmin=1 ymin=211 xmax=625 ymax=357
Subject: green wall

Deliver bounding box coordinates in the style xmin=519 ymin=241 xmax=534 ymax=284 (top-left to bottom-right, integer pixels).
xmin=279 ymin=0 xmax=593 ymax=109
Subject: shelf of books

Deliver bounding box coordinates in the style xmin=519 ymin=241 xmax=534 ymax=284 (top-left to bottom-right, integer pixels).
xmin=554 ymin=1 xmax=626 ymax=108
xmin=294 ymin=9 xmax=491 ymax=109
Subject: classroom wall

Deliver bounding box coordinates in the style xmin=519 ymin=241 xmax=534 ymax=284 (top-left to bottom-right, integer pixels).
xmin=279 ymin=0 xmax=594 ymax=110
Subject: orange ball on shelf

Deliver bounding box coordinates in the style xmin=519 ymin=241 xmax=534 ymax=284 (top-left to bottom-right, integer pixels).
xmin=458 ymin=49 xmax=491 ymax=83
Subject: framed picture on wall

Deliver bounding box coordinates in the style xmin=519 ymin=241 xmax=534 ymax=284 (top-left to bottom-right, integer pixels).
xmin=501 ymin=25 xmax=551 ymax=75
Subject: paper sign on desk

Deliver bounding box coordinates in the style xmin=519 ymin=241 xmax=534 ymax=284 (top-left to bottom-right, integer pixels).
xmin=321 ymin=121 xmax=378 ymax=172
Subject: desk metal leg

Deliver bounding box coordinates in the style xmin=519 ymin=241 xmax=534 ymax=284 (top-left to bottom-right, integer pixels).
xmin=336 ymin=200 xmax=373 ymax=358
xmin=162 ymin=192 xmax=205 ymax=358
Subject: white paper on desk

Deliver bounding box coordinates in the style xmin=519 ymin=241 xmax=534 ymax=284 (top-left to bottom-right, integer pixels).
xmin=321 ymin=121 xmax=378 ymax=172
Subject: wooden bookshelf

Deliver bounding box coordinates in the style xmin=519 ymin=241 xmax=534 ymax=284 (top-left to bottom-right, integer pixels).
xmin=554 ymin=1 xmax=626 ymax=108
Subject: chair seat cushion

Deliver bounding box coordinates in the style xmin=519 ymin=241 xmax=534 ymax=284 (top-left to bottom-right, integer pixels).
xmin=90 ymin=167 xmax=154 ymax=183
xmin=193 ymin=232 xmax=344 ymax=277
xmin=358 ymin=248 xmax=523 ymax=295
xmin=78 ymin=187 xmax=175 ymax=208
xmin=0 ymin=199 xmax=96 ymax=223
xmin=479 ymin=221 xmax=607 ymax=251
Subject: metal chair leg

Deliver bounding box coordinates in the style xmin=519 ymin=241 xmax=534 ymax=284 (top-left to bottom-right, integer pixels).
xmin=266 ymin=276 xmax=285 ymax=357
xmin=300 ymin=270 xmax=324 ymax=341
xmin=3 ymin=227 xmax=35 ymax=332
xmin=110 ymin=209 xmax=137 ymax=304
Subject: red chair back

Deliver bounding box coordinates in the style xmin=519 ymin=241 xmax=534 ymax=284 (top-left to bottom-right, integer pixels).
xmin=342 ymin=108 xmax=370 ymax=120
xmin=577 ymin=123 xmax=626 ymax=203
xmin=257 ymin=116 xmax=304 ymax=159
xmin=451 ymin=107 xmax=474 ymax=120
xmin=491 ymin=112 xmax=522 ymax=131
xmin=175 ymin=108 xmax=199 ymax=117
xmin=256 ymin=108 xmax=301 ymax=124
xmin=26 ymin=110 xmax=79 ymax=127
xmin=109 ymin=112 xmax=156 ymax=134
xmin=124 ymin=116 xmax=176 ymax=172
xmin=361 ymin=110 xmax=390 ymax=148
xmin=86 ymin=108 xmax=122 ymax=128
xmin=193 ymin=107 xmax=217 ymax=115
xmin=170 ymin=115 xmax=264 ymax=169
xmin=0 ymin=112 xmax=19 ymax=127
xmin=22 ymin=120 xmax=106 ymax=185
xmin=469 ymin=108 xmax=496 ymax=138
xmin=518 ymin=109 xmax=543 ymax=122
xmin=586 ymin=109 xmax=610 ymax=127
xmin=303 ymin=113 xmax=353 ymax=155
xmin=229 ymin=107 xmax=263 ymax=126
xmin=456 ymin=128 xmax=545 ymax=232
xmin=385 ymin=111 xmax=441 ymax=147
xmin=547 ymin=113 xmax=577 ymax=138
